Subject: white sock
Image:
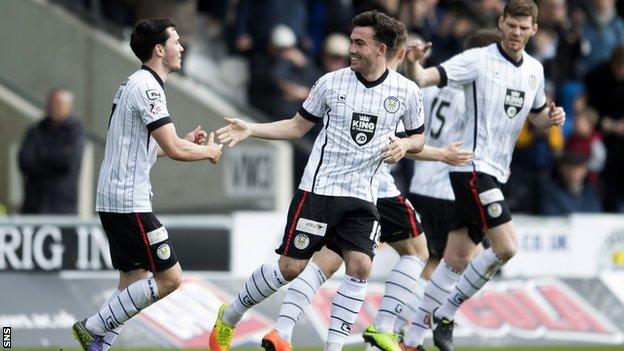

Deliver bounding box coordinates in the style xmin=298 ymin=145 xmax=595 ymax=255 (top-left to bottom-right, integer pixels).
xmin=101 ymin=289 xmax=123 ymax=350
xmin=275 ymin=262 xmax=326 ymax=342
xmin=437 ymin=248 xmax=502 ymax=320
xmin=326 ymin=275 xmax=367 ymax=345
xmin=403 ymin=260 xmax=459 ymax=347
xmin=224 ymin=262 xmax=288 ymax=326
xmin=86 ymin=277 xmax=159 ymax=335
xmin=374 ymin=256 xmax=425 ymax=332
xmin=325 ymin=341 xmax=343 ymax=351
xmin=393 ymin=277 xmax=426 ymax=334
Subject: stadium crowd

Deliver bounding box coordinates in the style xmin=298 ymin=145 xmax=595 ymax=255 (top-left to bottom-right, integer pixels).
xmin=55 ymin=0 xmax=624 ymax=215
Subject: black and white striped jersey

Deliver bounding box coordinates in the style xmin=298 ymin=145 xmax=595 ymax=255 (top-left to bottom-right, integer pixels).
xmin=298 ymin=67 xmax=424 ymax=202
xmin=437 ymin=43 xmax=547 ymax=183
xmin=96 ymin=66 xmax=171 ymax=213
xmin=410 ymin=86 xmax=466 ymax=201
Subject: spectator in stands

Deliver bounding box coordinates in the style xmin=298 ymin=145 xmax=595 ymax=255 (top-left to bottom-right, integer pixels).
xmin=248 ymin=25 xmax=322 ymax=119
xmin=397 ymin=0 xmax=440 ymax=41
xmin=318 ymin=33 xmax=350 ymax=73
xmin=18 ymin=88 xmax=85 ymax=214
xmin=565 ymin=106 xmax=605 ymax=184
xmin=507 ymin=120 xmax=564 ymax=214
xmin=354 ymin=0 xmax=401 ymax=17
xmin=541 ymin=151 xmax=602 ymax=215
xmin=578 ymin=0 xmax=624 ymax=75
xmin=536 ymin=0 xmax=583 ymax=85
xmin=585 ymin=45 xmax=624 ymax=211
xmin=232 ymin=0 xmax=309 ymax=55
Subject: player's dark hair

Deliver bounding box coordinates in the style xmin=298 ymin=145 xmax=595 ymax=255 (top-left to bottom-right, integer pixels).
xmin=503 ymin=0 xmax=539 ymax=23
xmin=463 ymin=29 xmax=502 ymax=50
xmin=352 ymin=11 xmax=403 ymax=58
xmin=386 ymin=18 xmax=408 ymax=58
xmin=130 ymin=18 xmax=176 ymax=63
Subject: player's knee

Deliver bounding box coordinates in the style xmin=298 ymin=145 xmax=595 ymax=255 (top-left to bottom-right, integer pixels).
xmin=279 ymin=259 xmax=307 ymax=281
xmin=155 ymin=272 xmax=182 ymax=297
xmin=444 ymin=254 xmax=469 ymax=273
xmin=345 ymin=257 xmax=372 ymax=280
xmin=495 ymin=245 xmax=517 ymax=263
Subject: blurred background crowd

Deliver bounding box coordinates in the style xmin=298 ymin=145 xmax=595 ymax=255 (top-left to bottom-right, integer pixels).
xmin=43 ymin=0 xmax=624 ymax=216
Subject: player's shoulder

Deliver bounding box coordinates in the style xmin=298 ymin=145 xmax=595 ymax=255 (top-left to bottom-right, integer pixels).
xmin=126 ymin=70 xmax=165 ymax=102
xmin=521 ymin=51 xmax=545 ymax=72
xmin=324 ymin=67 xmax=353 ymax=84
xmin=390 ymin=69 xmax=420 ymax=92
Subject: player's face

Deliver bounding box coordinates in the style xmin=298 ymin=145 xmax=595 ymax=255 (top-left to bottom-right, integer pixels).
xmin=349 ymin=26 xmax=385 ymax=73
xmin=498 ymin=15 xmax=537 ymax=54
xmin=161 ymin=28 xmax=184 ymax=72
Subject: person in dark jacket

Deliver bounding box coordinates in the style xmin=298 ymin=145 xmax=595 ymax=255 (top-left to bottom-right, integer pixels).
xmin=19 ymin=88 xmax=84 ymax=214
xmin=541 ymin=150 xmax=602 ymax=215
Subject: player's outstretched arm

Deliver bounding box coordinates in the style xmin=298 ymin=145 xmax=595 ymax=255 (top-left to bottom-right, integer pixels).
xmin=405 ymin=40 xmax=440 ymax=88
xmin=157 ymin=125 xmax=207 ymax=157
xmin=383 ymin=134 xmax=425 ymax=164
xmin=405 ymin=141 xmax=473 ymax=166
xmin=152 ymin=123 xmax=222 ymax=164
xmin=217 ymin=113 xmax=316 ymax=147
xmin=529 ymin=101 xmax=566 ymax=129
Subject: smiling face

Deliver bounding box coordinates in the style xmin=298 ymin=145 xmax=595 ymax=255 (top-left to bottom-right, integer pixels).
xmin=159 ymin=27 xmax=184 ymax=72
xmin=498 ymin=15 xmax=537 ymax=56
xmin=349 ymin=26 xmax=385 ymax=74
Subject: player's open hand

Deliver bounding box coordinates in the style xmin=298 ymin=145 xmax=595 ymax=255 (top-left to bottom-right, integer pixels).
xmin=184 ymin=125 xmax=207 ymax=145
xmin=405 ymin=40 xmax=432 ymax=64
xmin=442 ymin=141 xmax=473 ymax=166
xmin=548 ymin=102 xmax=566 ymax=127
xmin=206 ymin=132 xmax=223 ymax=164
xmin=383 ymin=135 xmax=408 ymax=164
xmin=217 ymin=117 xmax=251 ymax=147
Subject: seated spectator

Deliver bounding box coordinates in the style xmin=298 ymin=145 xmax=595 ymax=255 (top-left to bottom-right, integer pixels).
xmin=579 ymin=0 xmax=624 ymax=76
xmin=232 ymin=0 xmax=309 ymax=55
xmin=541 ymin=151 xmax=602 ymax=215
xmin=565 ymin=106 xmax=606 ymax=184
xmin=18 ymin=88 xmax=85 ymax=214
xmin=248 ymin=25 xmax=322 ymax=119
xmin=507 ymin=121 xmax=564 ymax=214
xmin=585 ymin=45 xmax=624 ymax=211
xmin=318 ymin=33 xmax=350 ymax=73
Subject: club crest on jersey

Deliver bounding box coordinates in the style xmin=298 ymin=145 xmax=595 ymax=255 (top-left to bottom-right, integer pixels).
xmin=383 ymin=96 xmax=400 ymax=113
xmin=529 ymin=75 xmax=537 ymax=89
xmin=504 ymin=89 xmax=525 ymax=118
xmin=351 ymin=112 xmax=377 ymax=146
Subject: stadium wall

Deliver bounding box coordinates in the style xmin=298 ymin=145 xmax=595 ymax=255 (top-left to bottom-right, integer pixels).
xmin=1 ymin=214 xmax=623 ymax=348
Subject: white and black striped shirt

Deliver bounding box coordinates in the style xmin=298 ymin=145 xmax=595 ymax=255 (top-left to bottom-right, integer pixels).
xmin=437 ymin=43 xmax=547 ymax=183
xmin=95 ymin=66 xmax=172 ymax=213
xmin=409 ymin=86 xmax=466 ymax=201
xmin=299 ymin=68 xmax=424 ymax=202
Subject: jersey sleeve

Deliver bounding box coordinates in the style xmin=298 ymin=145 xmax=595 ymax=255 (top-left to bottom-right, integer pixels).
xmin=437 ymin=48 xmax=482 ymax=88
xmin=134 ymin=81 xmax=172 ymax=132
xmin=299 ymin=73 xmax=331 ymax=123
xmin=403 ymin=84 xmax=425 ymax=135
xmin=530 ymin=67 xmax=547 ymax=113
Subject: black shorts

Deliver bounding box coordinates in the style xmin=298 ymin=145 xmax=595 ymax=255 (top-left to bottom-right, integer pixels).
xmin=449 ymin=171 xmax=512 ymax=231
xmin=99 ymin=212 xmax=178 ymax=272
xmin=409 ymin=194 xmax=484 ymax=260
xmin=276 ymin=190 xmax=380 ymax=260
xmin=377 ymin=195 xmax=423 ymax=243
